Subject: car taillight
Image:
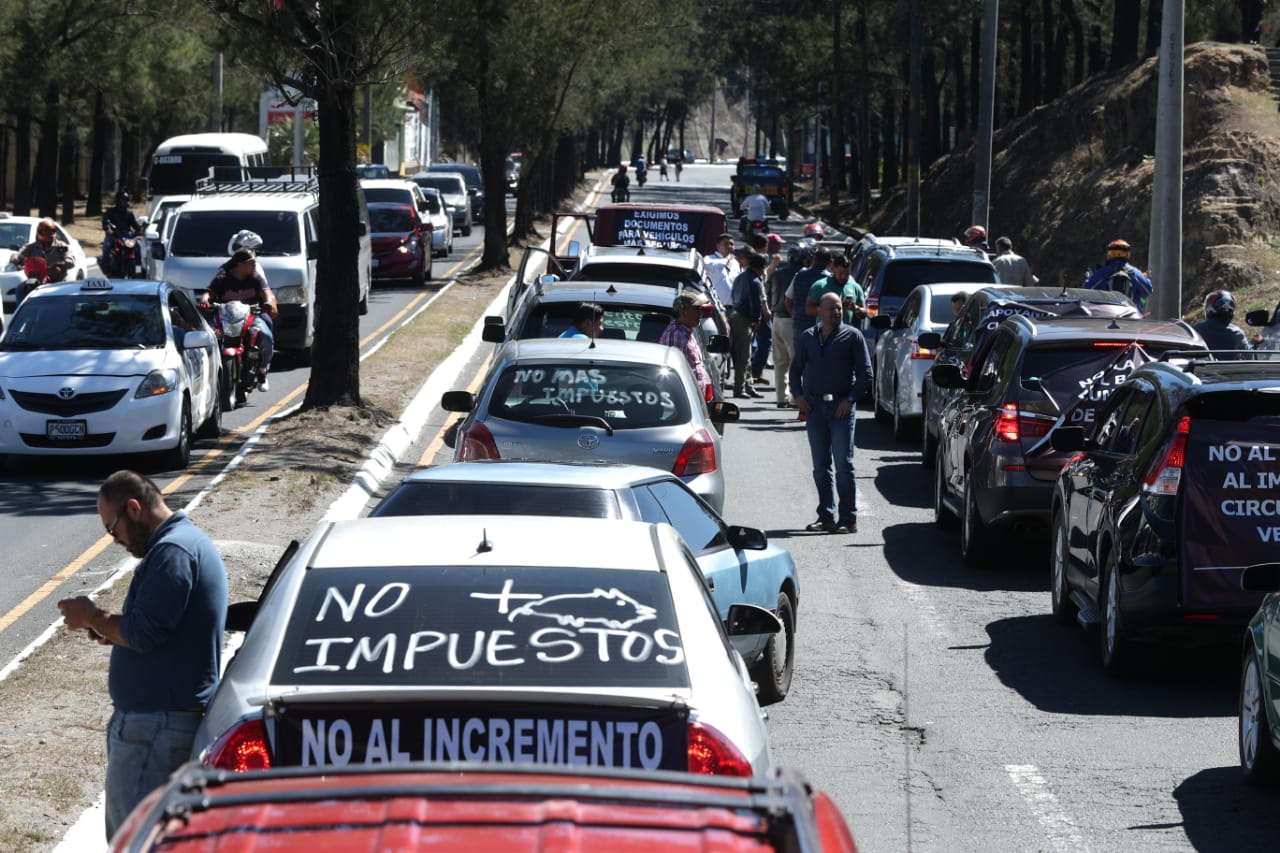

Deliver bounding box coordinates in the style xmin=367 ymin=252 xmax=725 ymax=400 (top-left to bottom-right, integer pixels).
xmin=1143 ymin=414 xmax=1190 ymax=496
xmin=700 ymin=303 xmax=715 ymax=318
xmin=704 ymin=382 xmax=714 ymax=402
xmin=459 ymin=421 xmax=500 ymax=460
xmin=909 ymin=338 xmax=935 ymax=359
xmin=686 ymin=721 xmax=753 ymax=776
xmin=865 ymin=292 xmax=880 ymax=317
xmin=206 ymin=719 xmax=272 ymax=772
xmin=673 ymin=428 xmax=717 ymax=476
xmin=994 ymin=403 xmax=1054 ymax=443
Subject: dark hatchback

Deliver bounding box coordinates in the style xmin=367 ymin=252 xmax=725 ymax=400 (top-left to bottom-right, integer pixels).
xmin=1050 ymin=356 xmax=1280 ymax=674
xmin=931 ymin=314 xmax=1205 ymax=566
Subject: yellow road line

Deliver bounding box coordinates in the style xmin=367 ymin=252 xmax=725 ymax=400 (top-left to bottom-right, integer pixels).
xmin=415 ymin=351 xmax=493 ymax=468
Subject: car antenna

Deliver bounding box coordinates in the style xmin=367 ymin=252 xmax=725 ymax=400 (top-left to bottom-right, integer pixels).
xmin=1107 ymin=317 xmax=1121 ymax=330
xmin=476 ymin=528 xmax=493 ymax=554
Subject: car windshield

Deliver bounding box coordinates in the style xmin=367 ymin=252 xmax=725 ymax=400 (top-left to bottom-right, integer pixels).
xmin=520 ymin=305 xmax=674 ymax=343
xmin=881 ymin=260 xmax=996 ymax=298
xmin=372 ymin=482 xmax=621 ymax=519
xmin=3 ymin=294 xmax=166 ymax=350
xmin=415 ymin=175 xmax=464 ymax=195
xmin=0 ymin=223 xmax=31 ymax=251
xmin=489 ymin=362 xmax=691 ymax=429
xmin=739 ymin=166 xmax=783 ymax=180
xmin=149 ymin=153 xmax=240 ymax=196
xmin=369 ymin=206 xmax=416 ymax=233
xmin=271 ymin=565 xmax=689 ymax=688
xmin=573 ymin=264 xmax=693 ymax=287
xmin=362 ymin=187 xmax=413 ymax=205
xmin=433 ymin=165 xmax=481 ymax=190
xmin=423 ymin=193 xmax=442 ymax=214
xmin=169 ymin=210 xmax=300 ymax=256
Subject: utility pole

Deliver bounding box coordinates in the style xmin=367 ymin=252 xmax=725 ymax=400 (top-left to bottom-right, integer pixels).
xmin=709 ymin=82 xmax=718 ymax=163
xmin=907 ymin=0 xmax=922 ymax=234
xmin=1149 ymin=0 xmax=1184 ymax=319
xmin=859 ymin=1 xmax=871 ymax=216
xmin=973 ymin=0 xmax=998 ymax=233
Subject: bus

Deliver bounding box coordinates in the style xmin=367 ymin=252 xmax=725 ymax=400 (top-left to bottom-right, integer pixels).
xmin=145 ymin=133 xmax=270 ymax=199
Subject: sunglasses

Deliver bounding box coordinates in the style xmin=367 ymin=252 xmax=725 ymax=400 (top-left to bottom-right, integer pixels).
xmin=105 ymin=508 xmax=125 ymax=538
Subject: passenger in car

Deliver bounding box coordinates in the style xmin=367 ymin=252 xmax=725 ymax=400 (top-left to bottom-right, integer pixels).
xmin=558 ymin=302 xmax=605 ymax=340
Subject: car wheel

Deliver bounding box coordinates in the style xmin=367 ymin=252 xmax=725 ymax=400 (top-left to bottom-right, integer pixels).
xmin=358 ymin=286 xmax=369 ymax=316
xmin=219 ymin=356 xmax=235 ymax=413
xmin=892 ymin=380 xmax=915 ymax=442
xmin=960 ymin=473 xmax=990 ymax=566
xmin=160 ymin=401 xmax=192 ymax=470
xmin=873 ymin=374 xmax=891 ymax=423
xmin=750 ymin=591 xmax=795 ymax=706
xmin=1100 ymin=553 xmax=1132 ymax=675
xmin=934 ymin=448 xmax=957 ymax=529
xmin=462 ymin=223 xmax=472 ymax=237
xmin=921 ymin=396 xmax=938 ymax=467
xmin=1241 ymin=652 xmax=1280 ymax=784
xmin=1050 ymin=511 xmax=1078 ymax=626
xmin=196 ymin=384 xmax=222 ymax=440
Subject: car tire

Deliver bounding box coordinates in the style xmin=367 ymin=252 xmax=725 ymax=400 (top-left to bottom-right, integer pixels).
xmin=1099 ymin=553 xmax=1132 ymax=676
xmin=960 ymin=473 xmax=990 ymax=566
xmin=219 ymin=356 xmax=235 ymax=413
xmin=358 ymin=286 xmax=369 ymax=316
xmin=750 ymin=591 xmax=795 ymax=706
xmin=160 ymin=401 xmax=192 ymax=470
xmin=1240 ymin=652 xmax=1280 ymax=785
xmin=462 ymin=223 xmax=472 ymax=237
xmin=921 ymin=397 xmax=938 ymax=468
xmin=934 ymin=449 xmax=958 ymax=530
xmin=873 ymin=375 xmax=891 ymax=423
xmin=196 ymin=385 xmax=222 ymax=440
xmin=891 ymin=380 xmax=915 ymax=442
xmin=1050 ymin=511 xmax=1078 ymax=626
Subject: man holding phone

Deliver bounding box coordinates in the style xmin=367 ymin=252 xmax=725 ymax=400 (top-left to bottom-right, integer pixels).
xmin=58 ymin=471 xmax=227 ymax=840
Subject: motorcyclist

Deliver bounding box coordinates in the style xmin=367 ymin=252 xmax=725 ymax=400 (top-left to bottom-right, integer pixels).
xmin=102 ymin=191 xmax=142 ymax=275
xmin=1082 ymin=238 xmax=1153 ymax=313
xmin=200 ymin=243 xmax=278 ymax=392
xmin=741 ymin=184 xmax=770 ymax=234
xmin=13 ymin=218 xmax=71 ymax=284
xmin=1193 ymin=289 xmax=1250 ymax=359
xmin=804 ymin=222 xmax=826 ymax=239
xmin=610 ymin=164 xmax=630 ymax=202
xmin=633 ymin=154 xmax=648 ymax=185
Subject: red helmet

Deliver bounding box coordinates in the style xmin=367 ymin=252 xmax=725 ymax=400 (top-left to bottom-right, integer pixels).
xmin=804 ymin=222 xmax=825 ymax=238
xmin=962 ymin=225 xmax=987 ymax=246
xmin=1107 ymin=239 xmax=1131 ymax=260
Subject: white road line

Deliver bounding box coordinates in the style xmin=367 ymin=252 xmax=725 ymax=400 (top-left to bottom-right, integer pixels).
xmin=1005 ymin=764 xmax=1091 ymax=853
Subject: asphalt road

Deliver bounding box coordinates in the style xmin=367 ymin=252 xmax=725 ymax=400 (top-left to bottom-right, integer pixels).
xmin=10 ymin=166 xmax=1279 ymax=852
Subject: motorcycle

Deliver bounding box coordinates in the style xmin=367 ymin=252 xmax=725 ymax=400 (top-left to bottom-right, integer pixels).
xmin=104 ymin=229 xmax=142 ymax=278
xmin=635 ymin=167 xmax=647 ymax=187
xmin=200 ymin=300 xmax=262 ymax=410
xmin=611 ymin=185 xmax=631 ymax=203
xmin=16 ymin=254 xmax=68 ymax=303
xmin=740 ymin=216 xmax=768 ymax=237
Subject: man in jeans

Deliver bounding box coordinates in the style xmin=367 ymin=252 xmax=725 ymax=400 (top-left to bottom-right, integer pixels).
xmin=58 ymin=470 xmax=228 ymax=839
xmin=730 ymin=252 xmax=766 ymax=398
xmin=790 ymin=292 xmax=873 ymax=533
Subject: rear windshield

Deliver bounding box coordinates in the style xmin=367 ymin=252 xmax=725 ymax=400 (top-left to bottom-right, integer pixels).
xmin=416 ymin=175 xmax=464 ymax=195
xmin=489 ymin=362 xmax=691 ymax=429
xmin=369 ymin=206 xmax=416 ymax=233
xmin=573 ymin=264 xmax=692 ymax=287
xmin=520 ymin=304 xmax=673 ymax=343
xmin=1185 ymin=390 xmax=1280 ymax=421
xmin=272 ymin=565 xmax=688 ymax=688
xmin=1022 ymin=344 xmax=1183 ymax=388
xmin=372 ymin=482 xmax=621 ymax=519
xmin=149 ymin=153 xmax=241 ymax=196
xmin=423 ymin=193 xmax=442 ymax=214
xmin=432 ymin=165 xmax=480 ymax=190
xmin=739 ymin=166 xmax=783 ymax=181
xmin=930 ymin=293 xmax=961 ymax=324
xmin=170 ymin=210 xmax=300 ymax=256
xmin=363 ymin=187 xmax=414 ymax=205
xmin=4 ymin=294 xmax=165 ymax=350
xmin=880 ymin=259 xmax=996 ymax=298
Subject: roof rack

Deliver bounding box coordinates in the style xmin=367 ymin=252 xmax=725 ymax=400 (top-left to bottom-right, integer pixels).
xmin=194 ymin=165 xmax=319 ymax=197
xmin=1157 ymin=349 xmax=1280 ymax=370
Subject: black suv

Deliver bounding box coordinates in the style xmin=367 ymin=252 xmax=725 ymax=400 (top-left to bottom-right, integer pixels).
xmin=930 ymin=314 xmax=1205 ymax=566
xmin=919 ymin=286 xmax=1141 ymax=465
xmin=1049 ymin=355 xmax=1280 ymax=673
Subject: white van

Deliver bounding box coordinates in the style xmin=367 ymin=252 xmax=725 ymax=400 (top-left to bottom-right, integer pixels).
xmin=145 ymin=133 xmax=271 ymax=199
xmin=151 ymin=173 xmax=372 ymax=358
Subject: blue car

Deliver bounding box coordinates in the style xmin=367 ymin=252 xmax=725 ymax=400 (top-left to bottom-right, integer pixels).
xmin=371 ymin=460 xmax=800 ymax=704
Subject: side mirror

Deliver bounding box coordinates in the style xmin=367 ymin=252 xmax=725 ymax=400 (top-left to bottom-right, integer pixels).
xmin=917 ymin=331 xmax=942 ymax=349
xmin=150 ymin=243 xmax=166 ymax=261
xmin=1241 ymin=562 xmax=1280 ymax=592
xmin=1050 ymin=426 xmax=1086 ymax=452
xmin=567 ymin=240 xmax=581 ymax=258
xmin=1246 ymin=309 xmax=1272 ymax=328
xmin=870 ymin=315 xmax=893 ymax=330
xmin=929 ymin=363 xmax=964 ymax=389
xmin=711 ymin=400 xmax=740 ymax=423
xmin=725 ymin=603 xmax=782 ymax=637
xmin=726 ymin=525 xmax=767 ymax=550
xmin=706 ymin=333 xmax=730 ymax=354
xmin=136 ymin=215 xmax=150 ymax=229
xmin=441 ymin=390 xmax=476 ymax=412
xmin=182 ymin=329 xmax=216 ymax=350
xmin=481 ymin=323 xmax=505 ymax=343
xmin=225 ymin=600 xmax=259 ymax=633
xmin=358 ymin=221 xmax=369 ymax=237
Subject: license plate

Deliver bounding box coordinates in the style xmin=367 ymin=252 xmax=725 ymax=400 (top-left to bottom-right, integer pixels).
xmin=46 ymin=420 xmax=86 ymax=440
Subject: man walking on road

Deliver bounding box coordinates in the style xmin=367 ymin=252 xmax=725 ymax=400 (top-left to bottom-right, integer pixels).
xmin=730 ymin=252 xmax=766 ymax=398
xmin=790 ymin=292 xmax=873 ymax=534
xmin=991 ymin=236 xmax=1037 ymax=286
xmin=58 ymin=470 xmax=228 ymax=840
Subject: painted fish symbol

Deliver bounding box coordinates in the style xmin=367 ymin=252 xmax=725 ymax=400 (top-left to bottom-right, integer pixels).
xmin=508 ymin=588 xmax=657 ymax=630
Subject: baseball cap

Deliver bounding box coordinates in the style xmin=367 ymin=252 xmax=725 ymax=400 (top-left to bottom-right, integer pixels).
xmin=766 ymin=232 xmax=783 ymax=244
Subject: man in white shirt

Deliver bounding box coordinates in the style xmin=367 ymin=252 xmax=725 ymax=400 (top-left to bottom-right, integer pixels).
xmin=991 ymin=236 xmax=1038 ymax=286
xmin=741 ymin=185 xmax=771 ymax=233
xmin=704 ymin=232 xmax=740 ymax=307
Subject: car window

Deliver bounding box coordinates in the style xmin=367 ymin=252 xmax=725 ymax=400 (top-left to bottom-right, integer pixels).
xmin=371 ymin=482 xmax=621 ymax=519
xmin=362 ymin=187 xmax=413 ymax=205
xmin=1094 ymin=387 xmax=1141 ymax=452
xmin=930 ymin=293 xmax=959 ymax=326
xmin=489 ymin=363 xmax=691 ymax=429
xmin=0 ymin=223 xmax=30 ymax=250
xmin=271 ymin=565 xmax=689 ymax=689
xmin=642 ymin=480 xmax=728 ymax=552
xmin=423 ymin=192 xmax=442 ymax=214
xmin=168 ymin=289 xmax=203 ymax=341
xmin=4 ymin=293 xmax=166 ymax=349
xmin=971 ymin=332 xmax=1014 ymax=397
xmin=879 ymin=259 xmax=996 ymax=298
xmin=946 ymin=298 xmax=981 ymax=347
xmin=369 ymin=206 xmax=417 ymax=233
xmin=171 ymin=210 xmax=301 ymax=256
xmin=897 ymin=292 xmax=921 ymax=328
xmin=573 ymin=264 xmax=692 ymax=287
xmin=521 ymin=304 xmax=671 ymax=342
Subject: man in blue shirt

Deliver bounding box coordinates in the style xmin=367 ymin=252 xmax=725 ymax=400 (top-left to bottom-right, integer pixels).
xmin=59 ymin=470 xmax=228 ymax=840
xmin=790 ymin=292 xmax=873 ymax=533
xmin=558 ymin=302 xmax=605 ymax=339
xmin=730 ymin=252 xmax=766 ymax=398
xmin=1082 ymin=238 xmax=1152 ymax=313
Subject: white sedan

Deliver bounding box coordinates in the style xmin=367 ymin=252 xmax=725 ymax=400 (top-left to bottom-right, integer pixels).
xmin=0 ymin=277 xmax=222 ymax=469
xmin=420 ymin=187 xmax=454 ymax=257
xmin=0 ymin=214 xmax=91 ymax=313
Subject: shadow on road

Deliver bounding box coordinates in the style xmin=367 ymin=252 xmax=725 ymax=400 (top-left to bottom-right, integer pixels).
xmin=1174 ymin=766 xmax=1280 ymax=851
xmin=883 ymin=521 xmax=1048 ymax=592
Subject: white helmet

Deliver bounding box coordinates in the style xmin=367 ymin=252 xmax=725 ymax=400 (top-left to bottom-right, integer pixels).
xmin=227 ymin=230 xmax=263 ymax=256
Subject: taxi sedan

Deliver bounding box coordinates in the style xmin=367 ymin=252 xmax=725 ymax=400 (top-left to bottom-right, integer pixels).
xmin=372 ymin=461 xmax=800 ymax=704
xmin=194 ymin=515 xmax=778 ymax=777
xmin=0 ymin=277 xmax=221 ymax=469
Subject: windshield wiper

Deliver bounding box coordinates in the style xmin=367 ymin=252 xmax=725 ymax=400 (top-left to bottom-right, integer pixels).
xmin=528 ymin=413 xmax=615 ymax=435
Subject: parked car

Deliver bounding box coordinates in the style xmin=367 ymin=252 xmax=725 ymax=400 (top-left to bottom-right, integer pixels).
xmin=441 ymin=337 xmax=739 ymax=512
xmin=193 ymin=514 xmax=777 ymax=778
xmin=505 ymin=155 xmax=520 ymax=192
xmin=358 ymin=177 xmax=428 ymax=212
xmin=367 ymin=202 xmax=430 ymax=286
xmin=1239 ymin=561 xmax=1280 ymax=784
xmin=0 ymin=214 xmax=90 ymax=313
xmin=427 ymin=162 xmax=484 ymax=223
xmin=870 ymin=282 xmax=980 ymax=441
xmin=931 ymin=314 xmax=1205 ymax=566
xmin=419 ymin=186 xmax=454 ymax=257
xmin=1050 ymin=356 xmax=1280 ymax=673
xmin=918 ymin=285 xmax=1141 ymax=466
xmin=354 ymin=163 xmax=391 ymax=179
xmin=410 ymin=171 xmax=471 ymax=236
xmin=0 ymin=277 xmax=221 ymax=468
xmin=141 ymin=195 xmax=190 ymax=280
xmin=111 ymin=763 xmax=860 ymax=853
xmin=372 ymin=461 xmax=799 ymax=703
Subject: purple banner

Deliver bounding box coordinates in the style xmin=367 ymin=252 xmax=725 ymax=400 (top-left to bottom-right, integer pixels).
xmin=1027 ymin=343 xmax=1150 ymax=454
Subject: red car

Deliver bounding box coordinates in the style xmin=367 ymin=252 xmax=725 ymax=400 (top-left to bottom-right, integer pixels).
xmin=370 ymin=202 xmax=432 ymax=286
xmin=111 ymin=762 xmax=859 ymax=852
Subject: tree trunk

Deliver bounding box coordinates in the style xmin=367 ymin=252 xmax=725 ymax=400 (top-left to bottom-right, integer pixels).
xmin=1064 ymin=0 xmax=1085 ymax=86
xmin=1042 ymin=0 xmax=1064 ymax=100
xmin=1088 ymin=23 xmax=1104 ymax=76
xmin=59 ymin=129 xmax=76 ymax=224
xmin=970 ymin=16 xmax=981 ymax=131
xmin=882 ymin=94 xmax=898 ymax=191
xmin=88 ymin=91 xmax=109 ymax=217
xmin=922 ymin=52 xmax=942 ymax=168
xmin=37 ymin=83 xmax=60 ymax=217
xmin=1018 ymin=0 xmax=1035 ymax=115
xmin=1144 ymin=0 xmax=1160 ymax=58
xmin=120 ymin=124 xmax=141 ymax=198
xmin=1108 ymin=0 xmax=1140 ymax=70
xmin=14 ymin=105 xmax=33 ymax=215
xmin=304 ymin=81 xmax=363 ymax=409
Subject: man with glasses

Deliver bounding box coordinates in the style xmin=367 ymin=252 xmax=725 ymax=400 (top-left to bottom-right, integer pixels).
xmin=58 ymin=470 xmax=227 ymax=840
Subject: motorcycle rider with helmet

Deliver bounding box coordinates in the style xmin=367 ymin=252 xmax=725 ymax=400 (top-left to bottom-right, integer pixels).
xmin=633 ymin=153 xmax=648 ymax=186
xmin=102 ymin=191 xmax=143 ymax=276
xmin=610 ymin=164 xmax=630 ymax=203
xmin=741 ymin=184 xmax=770 ymax=235
xmin=1082 ymin=238 xmax=1153 ymax=313
xmin=200 ymin=237 xmax=278 ymax=392
xmin=804 ymin=222 xmax=826 ymax=239
xmin=1194 ymin=290 xmax=1251 ymax=359
xmin=13 ymin=218 xmax=71 ymax=292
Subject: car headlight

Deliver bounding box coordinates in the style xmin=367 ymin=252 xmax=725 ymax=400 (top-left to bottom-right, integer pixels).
xmin=275 ymin=285 xmax=307 ymax=304
xmin=135 ymin=368 xmax=179 ymax=399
